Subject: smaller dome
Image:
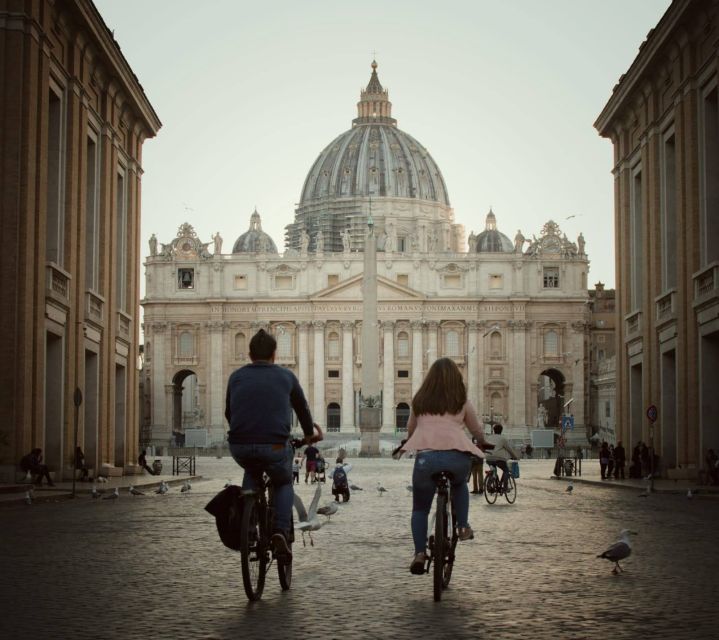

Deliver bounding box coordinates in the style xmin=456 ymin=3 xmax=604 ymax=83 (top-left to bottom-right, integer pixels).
xmin=474 ymin=209 xmax=513 ymax=253
xmin=232 ymin=209 xmax=278 ymax=254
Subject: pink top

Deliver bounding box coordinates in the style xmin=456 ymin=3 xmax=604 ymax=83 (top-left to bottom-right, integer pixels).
xmin=400 ymin=401 xmax=487 ymax=458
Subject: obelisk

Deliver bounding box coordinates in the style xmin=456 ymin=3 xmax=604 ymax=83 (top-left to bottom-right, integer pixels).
xmin=359 ymin=212 xmax=381 ymax=456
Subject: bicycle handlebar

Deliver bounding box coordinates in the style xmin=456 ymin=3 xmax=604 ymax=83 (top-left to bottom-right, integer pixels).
xmin=291 ymin=423 xmax=323 ymax=449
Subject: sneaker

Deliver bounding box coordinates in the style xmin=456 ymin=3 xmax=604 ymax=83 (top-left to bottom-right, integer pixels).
xmin=458 ymin=526 xmax=474 ymax=541
xmin=410 ymin=552 xmax=427 ymax=575
xmin=271 ymin=532 xmax=292 ymax=562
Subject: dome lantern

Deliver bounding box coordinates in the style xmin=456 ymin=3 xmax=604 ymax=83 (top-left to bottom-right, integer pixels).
xmin=353 ymin=60 xmax=396 ymax=127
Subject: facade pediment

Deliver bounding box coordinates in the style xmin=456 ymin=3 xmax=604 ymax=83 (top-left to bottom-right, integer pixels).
xmin=312 ymin=274 xmax=425 ymax=301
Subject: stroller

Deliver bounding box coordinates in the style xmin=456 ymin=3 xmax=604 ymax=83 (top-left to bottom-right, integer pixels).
xmin=315 ymin=457 xmax=327 ymax=483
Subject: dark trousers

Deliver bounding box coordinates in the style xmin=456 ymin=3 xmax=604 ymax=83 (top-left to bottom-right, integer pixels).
xmin=600 ymin=462 xmax=608 ymax=479
xmin=614 ymin=462 xmax=625 ymax=479
xmin=31 ymin=464 xmax=53 ymax=485
xmin=141 ymin=463 xmax=156 ymax=476
xmin=471 ymin=461 xmax=484 ymax=492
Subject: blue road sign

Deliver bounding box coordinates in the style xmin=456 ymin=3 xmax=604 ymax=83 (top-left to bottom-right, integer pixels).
xmin=562 ymin=415 xmax=575 ymax=432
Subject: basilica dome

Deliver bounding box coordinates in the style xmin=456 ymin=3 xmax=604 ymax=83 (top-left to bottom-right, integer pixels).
xmin=232 ymin=209 xmax=278 ymax=254
xmin=473 ymin=210 xmax=513 ymax=253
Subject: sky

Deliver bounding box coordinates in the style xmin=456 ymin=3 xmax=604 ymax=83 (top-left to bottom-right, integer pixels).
xmin=96 ymin=0 xmax=672 ymax=290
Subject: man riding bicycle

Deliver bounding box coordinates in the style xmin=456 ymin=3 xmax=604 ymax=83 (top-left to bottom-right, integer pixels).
xmin=485 ymin=423 xmax=519 ymax=492
xmin=225 ymin=329 xmax=322 ymax=561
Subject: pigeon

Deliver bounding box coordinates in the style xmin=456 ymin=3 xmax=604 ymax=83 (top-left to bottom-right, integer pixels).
xmin=349 ymin=484 xmax=363 ymax=491
xmin=316 ymin=501 xmax=339 ymax=521
xmin=155 ymin=481 xmax=168 ymax=495
xmin=181 ymin=480 xmax=192 ymax=493
xmin=129 ymin=485 xmax=145 ymax=496
xmin=293 ymin=483 xmax=323 ymax=546
xmin=377 ymin=483 xmax=388 ymax=496
xmin=597 ymin=529 xmax=636 ymax=574
xmin=24 ymin=490 xmax=32 ymax=505
xmin=566 ymin=482 xmax=573 ymax=493
xmin=91 ymin=486 xmax=102 ymax=499
xmin=97 ymin=476 xmax=108 ymax=483
xmin=102 ymin=487 xmax=120 ymax=501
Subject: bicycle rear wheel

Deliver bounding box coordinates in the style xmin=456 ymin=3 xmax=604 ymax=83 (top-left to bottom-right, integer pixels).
xmin=442 ymin=511 xmax=457 ymax=588
xmin=277 ymin=520 xmax=293 ymax=591
xmin=433 ymin=493 xmax=447 ymax=602
xmin=505 ymin=474 xmax=517 ymax=504
xmin=240 ymin=497 xmax=267 ymax=601
xmin=484 ymin=475 xmax=498 ymax=504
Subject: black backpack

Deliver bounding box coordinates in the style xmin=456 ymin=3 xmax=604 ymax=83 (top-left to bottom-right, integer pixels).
xmin=204 ymin=485 xmax=244 ymax=551
xmin=333 ymin=467 xmax=348 ymax=489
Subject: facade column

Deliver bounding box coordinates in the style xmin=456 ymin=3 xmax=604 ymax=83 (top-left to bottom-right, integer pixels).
xmin=382 ymin=321 xmax=395 ymax=430
xmin=150 ymin=323 xmax=169 ymax=440
xmin=341 ymin=321 xmax=354 ymax=431
xmin=427 ymin=321 xmax=439 ymax=367
xmin=505 ymin=322 xmax=514 ymax=426
xmin=297 ymin=322 xmax=310 ymax=396
xmin=207 ymin=320 xmax=225 ymax=445
xmin=411 ymin=320 xmax=424 ymax=395
xmin=477 ymin=321 xmax=486 ymax=422
xmin=511 ymin=320 xmax=527 ymax=429
xmin=467 ymin=321 xmax=479 ymax=410
xmin=313 ymin=320 xmax=325 ymax=424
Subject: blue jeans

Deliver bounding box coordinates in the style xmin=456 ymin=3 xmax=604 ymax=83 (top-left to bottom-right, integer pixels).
xmin=230 ymin=441 xmax=294 ymax=534
xmin=411 ymin=450 xmax=472 ymax=554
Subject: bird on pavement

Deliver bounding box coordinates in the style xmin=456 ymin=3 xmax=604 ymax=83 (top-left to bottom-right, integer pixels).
xmin=597 ymin=529 xmax=636 ymax=574
xmin=293 ymin=483 xmax=323 ymax=546
xmin=91 ymin=486 xmax=102 ymax=499
xmin=97 ymin=476 xmax=108 ymax=483
xmin=155 ymin=481 xmax=169 ymax=495
xmin=317 ymin=501 xmax=339 ymax=521
xmin=24 ymin=490 xmax=33 ymax=505
xmin=349 ymin=484 xmax=363 ymax=491
xmin=566 ymin=482 xmax=573 ymax=493
xmin=181 ymin=480 xmax=192 ymax=493
xmin=377 ymin=483 xmax=388 ymax=496
xmin=129 ymin=485 xmax=145 ymax=496
xmin=102 ymin=487 xmax=120 ymax=501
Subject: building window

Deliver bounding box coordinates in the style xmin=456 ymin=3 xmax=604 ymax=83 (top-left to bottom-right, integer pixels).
xmin=397 ymin=331 xmax=409 ymax=358
xmin=700 ymin=83 xmax=719 ymax=265
xmin=443 ymin=274 xmax=461 ymax=289
xmin=327 ymin=274 xmax=339 ymax=287
xmin=115 ymin=168 xmax=128 ymax=310
xmin=489 ymin=274 xmax=503 ymax=290
xmin=598 ymin=349 xmax=605 ymax=360
xmin=235 ymin=333 xmax=246 ymax=359
xmin=605 ymin=401 xmax=611 ymax=418
xmin=178 ymin=268 xmax=194 ymax=289
xmin=445 ymin=330 xmax=460 ymax=356
xmin=396 ymin=402 xmax=410 ymax=431
xmin=543 ymin=267 xmax=559 ymax=288
xmin=630 ymin=164 xmax=643 ymax=309
xmin=396 ymin=274 xmax=409 ymax=287
xmin=274 ymin=275 xmax=293 ymax=290
xmin=277 ymin=330 xmax=292 ymax=359
xmin=328 ymin=369 xmax=340 ymax=378
xmin=397 ymin=237 xmax=406 ymax=252
xmin=544 ymin=330 xmax=558 ymax=356
xmin=489 ymin=331 xmax=502 ymax=359
xmin=85 ymin=132 xmax=100 ymax=290
xmin=178 ymin=331 xmax=193 ymax=357
xmin=327 ymin=403 xmax=341 ymax=431
xmin=397 ymin=370 xmax=409 ymax=378
xmin=661 ymin=129 xmax=678 ymax=291
xmin=328 ymin=331 xmax=340 ymax=360
xmin=234 ymin=274 xmax=248 ymax=290
xmin=46 ymin=83 xmax=65 ymax=266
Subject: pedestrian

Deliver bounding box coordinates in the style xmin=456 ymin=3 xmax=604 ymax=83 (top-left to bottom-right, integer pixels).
xmin=470 ymin=437 xmax=484 ymax=494
xmin=75 ymin=446 xmax=89 ymax=481
xmin=599 ymin=441 xmax=610 ymax=480
xmin=292 ymin=458 xmax=300 ymax=484
xmin=304 ymin=442 xmax=320 ymax=483
xmin=138 ymin=449 xmax=156 ymax=475
xmin=607 ymin=444 xmax=616 ymax=479
xmin=706 ymin=449 xmax=719 ymax=485
xmin=525 ymin=443 xmax=533 ymax=459
xmin=630 ymin=442 xmax=642 ymax=478
xmin=614 ymin=441 xmax=626 ymax=479
xmin=19 ymin=448 xmax=54 ymax=487
xmin=640 ymin=442 xmax=651 ymax=478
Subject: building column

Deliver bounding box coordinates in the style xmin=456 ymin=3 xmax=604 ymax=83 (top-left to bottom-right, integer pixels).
xmin=297 ymin=321 xmax=310 ymax=398
xmin=313 ymin=321 xmax=325 ymax=424
xmin=150 ymin=323 xmax=169 ymax=441
xmin=511 ymin=320 xmax=527 ymax=428
xmin=467 ymin=321 xmax=479 ymax=410
xmin=477 ymin=321 xmax=486 ymax=422
xmin=341 ymin=321 xmax=354 ymax=431
xmin=382 ymin=321 xmax=395 ymax=430
xmin=411 ymin=320 xmax=424 ymax=396
xmin=207 ymin=321 xmax=225 ymax=445
xmin=427 ymin=321 xmax=439 ymax=367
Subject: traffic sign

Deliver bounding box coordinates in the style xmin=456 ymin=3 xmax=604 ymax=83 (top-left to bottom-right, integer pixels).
xmin=646 ymin=405 xmax=658 ymax=423
xmin=562 ymin=415 xmax=575 ymax=432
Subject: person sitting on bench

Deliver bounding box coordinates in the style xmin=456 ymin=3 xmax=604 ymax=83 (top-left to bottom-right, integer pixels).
xmin=20 ymin=448 xmax=54 ymax=487
xmin=138 ymin=449 xmax=156 ymax=475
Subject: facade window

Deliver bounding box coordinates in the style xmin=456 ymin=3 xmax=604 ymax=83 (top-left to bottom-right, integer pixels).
xmin=598 ymin=349 xmax=605 ymax=360
xmin=234 ymin=275 xmax=248 ymax=290
xmin=116 ymin=168 xmax=128 ymax=310
xmin=234 ymin=333 xmax=246 ymax=359
xmin=178 ymin=268 xmax=194 ymax=289
xmin=46 ymin=83 xmax=65 ymax=265
xmin=397 ymin=237 xmax=406 ymax=252
xmin=396 ymin=274 xmax=409 ymax=287
xmin=328 ymin=331 xmax=340 ymax=360
xmin=605 ymin=401 xmax=611 ymax=418
xmin=274 ymin=275 xmax=293 ymax=290
xmin=327 ymin=403 xmax=341 ymax=431
xmin=443 ymin=274 xmax=461 ymax=289
xmin=397 ymin=370 xmax=409 ymax=378
xmin=489 ymin=331 xmax=502 ymax=359
xmin=85 ymin=132 xmax=100 ymax=290
xmin=397 ymin=331 xmax=409 ymax=358
xmin=489 ymin=274 xmax=503 ymax=290
xmin=543 ymin=267 xmax=559 ymax=288
xmin=178 ymin=331 xmax=193 ymax=357
xmin=327 ymin=274 xmax=339 ymax=287
xmin=445 ymin=330 xmax=460 ymax=356
xmin=700 ymin=83 xmax=719 ymax=265
xmin=396 ymin=402 xmax=410 ymax=431
xmin=328 ymin=369 xmax=340 ymax=378
xmin=661 ymin=129 xmax=678 ymax=290
xmin=277 ymin=331 xmax=292 ymax=359
xmin=630 ymin=164 xmax=643 ymax=309
xmin=544 ymin=330 xmax=558 ymax=356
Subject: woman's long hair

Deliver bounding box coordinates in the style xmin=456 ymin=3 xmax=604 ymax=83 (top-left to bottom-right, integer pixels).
xmin=411 ymin=357 xmax=466 ymax=416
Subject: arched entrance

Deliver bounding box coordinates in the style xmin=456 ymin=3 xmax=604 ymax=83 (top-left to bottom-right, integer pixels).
xmin=327 ymin=403 xmax=341 ymax=432
xmin=537 ymin=368 xmax=565 ymax=430
xmin=396 ymin=402 xmax=410 ymax=432
xmin=172 ymin=369 xmax=198 ymax=446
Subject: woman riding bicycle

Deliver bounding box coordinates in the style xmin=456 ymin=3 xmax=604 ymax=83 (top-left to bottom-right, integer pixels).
xmin=399 ymin=357 xmax=491 ymax=575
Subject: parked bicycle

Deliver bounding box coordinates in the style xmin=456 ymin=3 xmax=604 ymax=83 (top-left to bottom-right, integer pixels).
xmin=483 ymin=462 xmax=517 ymax=504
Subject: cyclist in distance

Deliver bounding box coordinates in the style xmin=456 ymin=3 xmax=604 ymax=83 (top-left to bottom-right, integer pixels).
xmin=225 ymin=329 xmax=322 ymax=560
xmin=485 ymin=423 xmax=519 ymax=493
xmin=399 ymin=357 xmax=491 ymax=575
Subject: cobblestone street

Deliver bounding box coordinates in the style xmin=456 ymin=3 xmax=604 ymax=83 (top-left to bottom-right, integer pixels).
xmin=2 ymin=458 xmax=718 ymax=640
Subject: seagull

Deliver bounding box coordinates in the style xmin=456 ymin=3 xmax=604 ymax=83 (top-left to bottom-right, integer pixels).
xmin=638 ymin=480 xmax=651 ymax=498
xmin=129 ymin=485 xmax=145 ymax=496
xmin=566 ymin=482 xmax=573 ymax=493
xmin=565 ymin=214 xmax=580 ymax=220
xmin=349 ymin=484 xmax=363 ymax=491
xmin=97 ymin=476 xmax=108 ymax=483
xmin=24 ymin=490 xmax=32 ymax=505
xmin=181 ymin=480 xmax=192 ymax=493
xmin=376 ymin=482 xmax=388 ymax=496
xmin=483 ymin=324 xmax=500 ymax=338
xmin=316 ymin=501 xmax=339 ymax=521
xmin=294 ymin=483 xmax=323 ymax=546
xmin=91 ymin=486 xmax=102 ymax=499
xmin=597 ymin=529 xmax=636 ymax=574
xmin=155 ymin=481 xmax=168 ymax=495
xmin=102 ymin=487 xmax=120 ymax=501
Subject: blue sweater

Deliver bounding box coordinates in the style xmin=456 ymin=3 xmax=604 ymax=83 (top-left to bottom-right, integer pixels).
xmin=225 ymin=361 xmax=314 ymax=444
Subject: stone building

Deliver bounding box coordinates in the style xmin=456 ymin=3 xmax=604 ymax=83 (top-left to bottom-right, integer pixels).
xmin=595 ymin=0 xmax=719 ymax=477
xmin=0 ymin=0 xmax=161 ymax=481
xmin=142 ymin=62 xmax=591 ymax=448
xmin=588 ymin=284 xmax=617 ymax=443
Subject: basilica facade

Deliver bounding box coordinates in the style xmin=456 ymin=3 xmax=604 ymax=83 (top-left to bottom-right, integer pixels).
xmin=142 ymin=63 xmax=591 ymax=448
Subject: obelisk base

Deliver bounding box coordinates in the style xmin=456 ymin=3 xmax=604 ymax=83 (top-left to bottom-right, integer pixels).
xmin=359 ymin=407 xmax=382 ymax=457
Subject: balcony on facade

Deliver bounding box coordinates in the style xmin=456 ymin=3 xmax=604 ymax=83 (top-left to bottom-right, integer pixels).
xmin=85 ymin=290 xmax=105 ymax=327
xmin=693 ymin=262 xmax=718 ymax=310
xmin=624 ymin=310 xmax=642 ymax=340
xmin=45 ymin=262 xmax=71 ymax=309
xmin=655 ymin=289 xmax=676 ymax=327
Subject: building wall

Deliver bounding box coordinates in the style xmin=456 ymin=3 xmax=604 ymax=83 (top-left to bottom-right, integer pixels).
xmin=0 ymin=0 xmax=160 ymax=480
xmin=595 ymin=0 xmax=719 ymax=476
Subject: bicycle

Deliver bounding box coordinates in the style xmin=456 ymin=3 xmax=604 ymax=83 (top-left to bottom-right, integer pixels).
xmin=483 ymin=462 xmax=517 ymax=504
xmin=240 ymin=428 xmax=322 ymax=601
